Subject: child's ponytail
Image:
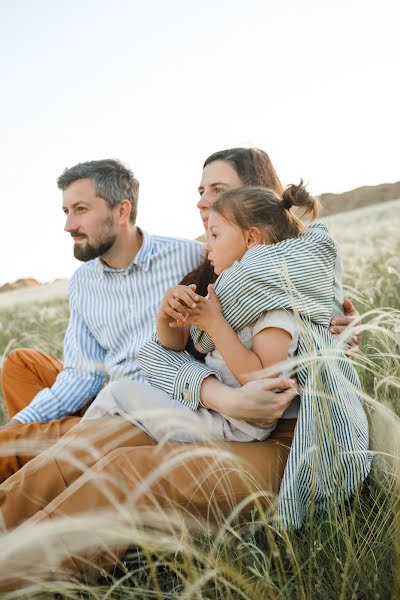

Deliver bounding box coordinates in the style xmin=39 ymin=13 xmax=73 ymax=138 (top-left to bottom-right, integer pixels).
xmin=282 ymin=180 xmax=320 ymax=221
xmin=212 ymin=182 xmax=320 ymax=245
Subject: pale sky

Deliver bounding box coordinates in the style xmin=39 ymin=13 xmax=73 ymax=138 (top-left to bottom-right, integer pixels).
xmin=0 ymin=0 xmax=399 ymax=285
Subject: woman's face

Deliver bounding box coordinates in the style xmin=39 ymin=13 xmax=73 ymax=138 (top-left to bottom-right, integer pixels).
xmin=197 ymin=160 xmax=243 ymax=230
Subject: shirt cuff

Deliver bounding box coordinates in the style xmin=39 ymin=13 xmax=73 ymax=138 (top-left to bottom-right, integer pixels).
xmin=172 ymin=362 xmax=222 ymax=410
xmin=13 ymin=404 xmax=43 ymax=424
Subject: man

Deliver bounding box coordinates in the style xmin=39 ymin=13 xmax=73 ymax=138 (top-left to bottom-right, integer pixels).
xmin=0 ymin=159 xmax=203 ymax=468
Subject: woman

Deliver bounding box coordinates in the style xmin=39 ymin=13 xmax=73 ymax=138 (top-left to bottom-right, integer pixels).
xmin=0 ymin=148 xmax=361 ymax=588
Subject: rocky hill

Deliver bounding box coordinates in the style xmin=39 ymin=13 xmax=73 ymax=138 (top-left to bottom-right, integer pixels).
xmin=318 ymin=181 xmax=400 ymax=216
xmin=0 ymin=278 xmax=40 ymax=294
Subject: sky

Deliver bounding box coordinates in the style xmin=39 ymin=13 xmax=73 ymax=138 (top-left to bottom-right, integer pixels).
xmin=0 ymin=0 xmax=399 ymax=285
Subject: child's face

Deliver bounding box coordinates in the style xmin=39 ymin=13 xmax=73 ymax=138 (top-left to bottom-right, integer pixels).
xmin=204 ymin=211 xmax=249 ymax=275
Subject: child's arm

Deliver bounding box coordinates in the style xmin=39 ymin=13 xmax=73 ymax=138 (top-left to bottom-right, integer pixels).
xmin=185 ymin=285 xmax=293 ymax=385
xmin=211 ymin=324 xmax=292 ymax=385
xmin=156 ymin=284 xmax=199 ymax=351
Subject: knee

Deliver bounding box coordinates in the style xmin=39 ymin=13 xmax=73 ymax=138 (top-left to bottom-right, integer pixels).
xmin=2 ymin=349 xmax=34 ymax=373
xmin=1 ymin=350 xmax=28 ymax=385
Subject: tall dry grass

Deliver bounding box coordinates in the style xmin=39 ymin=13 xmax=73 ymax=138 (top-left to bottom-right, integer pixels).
xmin=0 ymin=200 xmax=399 ymax=598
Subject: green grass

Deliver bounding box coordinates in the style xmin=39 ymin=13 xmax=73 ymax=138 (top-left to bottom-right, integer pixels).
xmin=0 ymin=200 xmax=399 ymax=598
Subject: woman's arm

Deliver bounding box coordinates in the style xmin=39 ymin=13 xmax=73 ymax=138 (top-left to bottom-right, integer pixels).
xmin=138 ymin=334 xmax=298 ymax=416
xmin=200 ymin=375 xmax=297 ymax=423
xmin=330 ymin=298 xmax=362 ymax=354
xmin=156 ymin=284 xmax=198 ymax=351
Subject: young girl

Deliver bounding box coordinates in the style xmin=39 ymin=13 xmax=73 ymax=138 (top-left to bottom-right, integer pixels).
xmin=83 ymin=182 xmax=322 ymax=443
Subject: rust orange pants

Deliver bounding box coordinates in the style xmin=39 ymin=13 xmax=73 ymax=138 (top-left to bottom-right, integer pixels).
xmin=0 ymin=349 xmax=80 ymax=479
xmin=0 ymin=348 xmax=295 ymax=589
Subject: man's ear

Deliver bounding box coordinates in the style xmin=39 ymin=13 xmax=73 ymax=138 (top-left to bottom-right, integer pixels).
xmin=118 ymin=199 xmax=133 ymax=223
xmin=245 ymin=226 xmax=264 ymax=248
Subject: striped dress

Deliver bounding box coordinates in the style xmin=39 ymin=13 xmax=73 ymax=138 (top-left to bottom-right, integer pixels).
xmin=138 ymin=223 xmax=373 ymax=528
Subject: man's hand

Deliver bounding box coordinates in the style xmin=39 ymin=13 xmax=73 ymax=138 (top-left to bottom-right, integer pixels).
xmin=0 ymin=418 xmax=22 ymax=431
xmin=330 ymin=297 xmax=362 ymax=354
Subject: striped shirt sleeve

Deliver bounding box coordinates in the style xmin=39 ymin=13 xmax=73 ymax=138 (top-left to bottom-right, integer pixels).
xmin=138 ymin=335 xmax=221 ymax=411
xmin=14 ymin=275 xmax=106 ymax=423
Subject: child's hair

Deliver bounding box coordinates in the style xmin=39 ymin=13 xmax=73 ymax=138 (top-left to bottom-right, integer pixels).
xmin=211 ymin=182 xmax=320 ymax=244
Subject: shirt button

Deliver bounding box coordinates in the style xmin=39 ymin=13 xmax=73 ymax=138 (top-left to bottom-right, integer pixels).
xmin=182 ymin=389 xmax=192 ymax=403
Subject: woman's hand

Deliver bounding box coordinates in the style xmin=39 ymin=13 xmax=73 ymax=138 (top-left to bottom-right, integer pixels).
xmin=329 ymin=298 xmax=362 ymax=354
xmin=157 ymin=284 xmax=199 ymax=323
xmin=178 ymin=284 xmax=224 ymax=334
xmin=200 ymin=376 xmax=298 ymax=424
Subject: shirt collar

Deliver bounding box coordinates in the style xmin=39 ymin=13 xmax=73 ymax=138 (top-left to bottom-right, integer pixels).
xmin=94 ymin=228 xmax=154 ymax=275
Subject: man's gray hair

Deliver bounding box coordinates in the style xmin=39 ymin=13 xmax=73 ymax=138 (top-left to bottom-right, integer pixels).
xmin=57 ymin=159 xmax=139 ymax=223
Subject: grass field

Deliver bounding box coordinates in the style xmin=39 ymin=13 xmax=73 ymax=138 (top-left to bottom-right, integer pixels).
xmin=0 ymin=200 xmax=399 ymax=598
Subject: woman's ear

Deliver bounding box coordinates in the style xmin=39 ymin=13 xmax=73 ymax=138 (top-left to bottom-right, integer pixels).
xmin=245 ymin=226 xmax=264 ymax=248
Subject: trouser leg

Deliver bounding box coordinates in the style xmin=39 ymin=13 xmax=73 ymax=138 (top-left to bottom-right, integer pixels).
xmin=0 ymin=417 xmax=155 ymax=528
xmin=0 ymin=416 xmax=80 ymax=482
xmin=1 ymin=348 xmax=63 ymax=418
xmin=0 ymin=419 xmax=295 ymax=588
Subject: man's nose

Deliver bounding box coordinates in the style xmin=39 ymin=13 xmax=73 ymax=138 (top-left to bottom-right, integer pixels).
xmin=64 ymin=213 xmax=78 ymax=233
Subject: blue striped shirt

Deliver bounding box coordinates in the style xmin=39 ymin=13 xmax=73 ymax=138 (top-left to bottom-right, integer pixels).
xmin=15 ymin=230 xmax=204 ymax=424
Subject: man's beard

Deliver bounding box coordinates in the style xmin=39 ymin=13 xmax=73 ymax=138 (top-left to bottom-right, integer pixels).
xmin=73 ymin=235 xmax=117 ymax=262
xmin=73 ymin=216 xmax=117 ymax=262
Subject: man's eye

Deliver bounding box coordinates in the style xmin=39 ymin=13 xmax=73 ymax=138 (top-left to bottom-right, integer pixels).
xmin=77 ymin=206 xmax=87 ymax=213
xmin=215 ymin=187 xmax=224 ymax=194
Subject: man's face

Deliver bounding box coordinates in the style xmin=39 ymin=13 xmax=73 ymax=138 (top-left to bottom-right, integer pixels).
xmin=62 ymin=178 xmax=117 ymax=262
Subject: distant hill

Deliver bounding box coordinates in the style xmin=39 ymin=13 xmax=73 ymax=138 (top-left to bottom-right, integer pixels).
xmin=318 ymin=181 xmax=400 ymax=216
xmin=194 ymin=181 xmax=400 ymax=242
xmin=0 ymin=278 xmax=40 ymax=294
xmin=0 ymin=279 xmax=69 ymax=309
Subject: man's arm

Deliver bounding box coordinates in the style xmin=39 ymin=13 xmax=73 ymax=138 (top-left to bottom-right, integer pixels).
xmin=12 ymin=282 xmax=106 ymax=424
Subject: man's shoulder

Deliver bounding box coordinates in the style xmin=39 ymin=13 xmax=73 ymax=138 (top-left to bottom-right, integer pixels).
xmin=68 ymin=259 xmax=100 ymax=287
xmin=149 ymin=234 xmax=203 ymax=258
xmin=151 ymin=233 xmax=202 ymax=250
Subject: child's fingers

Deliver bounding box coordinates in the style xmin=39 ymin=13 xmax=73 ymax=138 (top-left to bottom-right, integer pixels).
xmin=207 ymin=284 xmax=219 ymax=302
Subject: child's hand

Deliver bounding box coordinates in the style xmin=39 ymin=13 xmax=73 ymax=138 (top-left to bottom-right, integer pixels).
xmin=182 ymin=284 xmax=224 ymax=334
xmin=157 ymin=284 xmax=199 ymax=324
